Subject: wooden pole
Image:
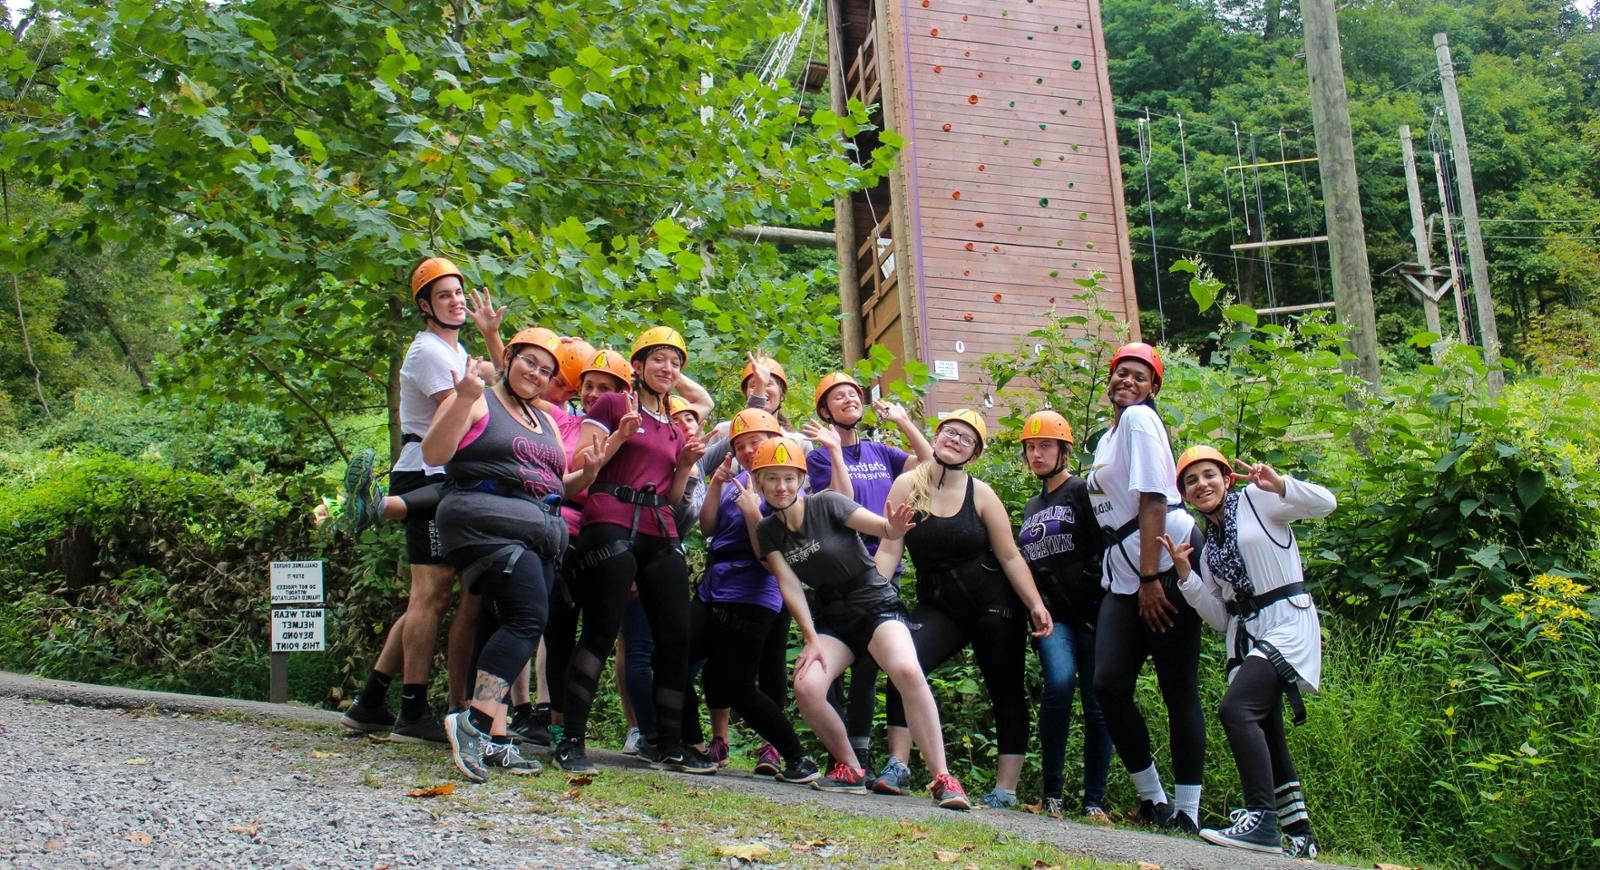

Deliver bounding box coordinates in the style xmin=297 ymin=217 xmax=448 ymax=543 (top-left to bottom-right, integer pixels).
xmin=1432 ymin=150 xmax=1473 ymax=344
xmin=270 ymin=650 xmax=288 ymax=703
xmin=726 ymin=225 xmax=837 ymax=247
xmin=1399 ymin=125 xmax=1443 ymax=358
xmin=1434 ymin=32 xmax=1503 ymax=393
xmin=824 ymin=0 xmax=864 ymax=365
xmin=1299 ymin=0 xmax=1381 ymax=387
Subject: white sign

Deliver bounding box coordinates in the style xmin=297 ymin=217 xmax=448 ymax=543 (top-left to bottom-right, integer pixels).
xmin=270 ymin=561 xmax=324 ymax=605
xmin=272 ymin=608 xmax=325 ymax=652
xmin=869 ymin=383 xmax=882 ymax=402
xmin=933 ymin=359 xmax=959 ymax=381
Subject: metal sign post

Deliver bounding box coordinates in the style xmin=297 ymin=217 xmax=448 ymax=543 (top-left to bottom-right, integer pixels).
xmin=269 ymin=561 xmax=325 ymax=703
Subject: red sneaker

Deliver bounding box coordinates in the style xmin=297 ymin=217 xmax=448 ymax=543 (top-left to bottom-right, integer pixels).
xmin=810 ymin=760 xmax=868 ymax=794
xmin=930 ymin=773 xmax=971 ymax=810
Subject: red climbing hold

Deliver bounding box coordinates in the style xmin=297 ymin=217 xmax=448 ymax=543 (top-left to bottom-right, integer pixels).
xmin=921 ymin=0 xmax=929 ymax=5
xmin=975 ymin=220 xmax=984 ymax=227
xmin=942 ymin=123 xmax=952 ymax=132
xmin=992 ymin=245 xmax=1000 ymax=252
xmin=963 ymin=312 xmax=975 ymax=322
xmin=977 ymin=164 xmax=985 ymax=171
xmin=933 ymin=65 xmax=942 ymax=73
xmin=968 ymin=94 xmax=979 ymax=104
xmin=952 ymin=190 xmax=961 ymax=199
xmin=963 ymin=270 xmax=971 ymax=276
xmin=993 ymin=293 xmax=1003 ymax=302
xmin=930 ymin=27 xmax=939 ymax=36
xmin=965 ymin=242 xmax=974 ymax=251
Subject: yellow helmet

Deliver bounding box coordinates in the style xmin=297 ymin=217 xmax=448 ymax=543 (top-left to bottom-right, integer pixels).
xmin=749 ymin=436 xmax=808 ymax=474
xmin=631 ymin=325 xmax=688 ymax=363
xmin=938 ymin=409 xmax=987 ymax=455
xmin=1020 ymin=410 xmax=1073 ymax=445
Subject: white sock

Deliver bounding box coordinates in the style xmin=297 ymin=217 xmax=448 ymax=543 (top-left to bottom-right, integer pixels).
xmin=1173 ymin=784 xmax=1201 ymax=822
xmin=1129 ymin=764 xmax=1168 ymax=805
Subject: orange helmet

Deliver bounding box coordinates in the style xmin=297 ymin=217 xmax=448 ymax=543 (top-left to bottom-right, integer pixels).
xmin=1109 ymin=342 xmax=1164 ymax=388
xmin=667 ymin=396 xmax=700 ymax=421
xmin=749 ymin=436 xmax=808 ymax=474
xmin=1020 ymin=410 xmax=1073 ymax=445
xmin=741 ymin=356 xmax=788 ymax=393
xmin=729 ymin=408 xmax=783 ymax=442
xmin=1176 ymin=445 xmax=1233 ymax=489
xmin=813 ymin=372 xmax=867 ymax=416
xmin=506 ymin=327 xmax=560 ymax=359
xmin=410 ymin=257 xmax=464 ymax=299
xmin=555 ymin=337 xmax=596 ymax=389
xmin=581 ymin=349 xmax=632 ymax=388
xmin=631 ymin=325 xmax=688 ymax=363
xmin=937 ymin=409 xmax=988 ymax=456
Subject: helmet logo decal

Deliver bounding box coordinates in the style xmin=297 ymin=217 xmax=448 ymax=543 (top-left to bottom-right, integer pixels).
xmin=773 ymin=443 xmax=792 ymax=464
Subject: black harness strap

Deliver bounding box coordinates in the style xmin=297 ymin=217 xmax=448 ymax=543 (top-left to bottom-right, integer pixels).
xmin=1100 ymin=502 xmax=1187 ymax=575
xmin=1224 ymin=582 xmax=1312 ymax=726
xmin=590 ymin=480 xmax=672 ymax=543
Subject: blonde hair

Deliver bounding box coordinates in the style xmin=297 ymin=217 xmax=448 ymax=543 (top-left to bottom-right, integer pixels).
xmin=901 ymin=462 xmax=939 ymax=516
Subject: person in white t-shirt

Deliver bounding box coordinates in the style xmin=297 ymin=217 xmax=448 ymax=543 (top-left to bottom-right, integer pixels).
xmin=338 ymin=257 xmax=501 ymax=743
xmin=1083 ymin=342 xmax=1206 ymax=833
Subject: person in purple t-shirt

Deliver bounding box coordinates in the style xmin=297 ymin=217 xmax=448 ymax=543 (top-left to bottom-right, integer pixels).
xmin=801 ymin=371 xmax=933 ymax=782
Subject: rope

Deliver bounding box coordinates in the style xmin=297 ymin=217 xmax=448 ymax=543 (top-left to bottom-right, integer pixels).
xmin=1178 ymin=113 xmax=1192 ymax=210
xmin=1139 ymin=112 xmax=1166 ymax=341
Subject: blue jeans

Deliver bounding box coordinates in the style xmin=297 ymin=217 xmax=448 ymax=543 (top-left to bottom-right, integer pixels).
xmin=621 ymin=597 xmax=657 ymax=735
xmin=1034 ymin=623 xmax=1112 ymax=806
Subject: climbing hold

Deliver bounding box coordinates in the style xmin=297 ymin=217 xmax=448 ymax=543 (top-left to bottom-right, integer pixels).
xmin=1085 ymin=242 xmax=1095 ymax=249
xmin=1002 ymin=138 xmax=1010 ymax=145
xmin=967 ymin=94 xmax=979 ymax=104
xmin=933 ymin=65 xmax=942 ymax=73
xmin=1053 ymin=25 xmax=1059 ymax=31
xmin=1077 ymin=99 xmax=1084 ymax=106
xmin=1067 ymin=181 xmax=1075 ymax=188
xmin=962 ymin=14 xmax=968 ymax=21
xmin=993 ymin=293 xmax=1003 ymax=302
xmin=963 ymin=312 xmax=975 ymax=321
xmin=1071 ymin=143 xmax=1079 ymax=151
xmin=1036 ymin=77 xmax=1044 ymax=84
xmin=1008 ymin=100 xmax=1015 ymax=107
xmin=965 ymin=242 xmax=974 ymax=251
xmin=1072 ymin=262 xmax=1079 ymax=268
xmin=963 ymin=270 xmax=971 ymax=276
xmin=964 ymin=51 xmax=971 ymax=57
xmin=1079 ymin=212 xmax=1087 ymax=220
xmin=1076 ymin=22 xmax=1083 ymax=28
xmin=1059 ymin=156 xmax=1065 ymax=161
xmin=1033 ymin=157 xmax=1042 ymax=166
xmin=1060 ymin=109 xmax=1067 ymax=115
xmin=942 ymin=123 xmax=952 ymax=132
xmin=1027 ymin=35 xmax=1034 ymax=40
xmin=1039 ymin=198 xmax=1049 ymax=206
xmin=952 ymin=190 xmax=961 ymax=199
xmin=975 ymin=220 xmax=984 ymax=227
xmin=931 ymin=27 xmax=939 ymax=36
xmin=921 ymin=0 xmax=928 ymax=5
xmin=1072 ymin=60 xmax=1082 ymax=70
xmin=977 ymin=164 xmax=985 ymax=172
xmin=1040 ymin=123 xmax=1047 ymax=130
xmin=978 ymin=72 xmax=985 ymax=78
xmin=1005 ymin=56 xmax=1012 ymax=63
xmin=1049 ymin=270 xmax=1059 ymax=278
xmin=992 ymin=244 xmax=1000 ymax=252
xmin=1056 ymin=240 xmax=1064 ymax=246
xmin=1049 ymin=297 xmax=1057 ymax=304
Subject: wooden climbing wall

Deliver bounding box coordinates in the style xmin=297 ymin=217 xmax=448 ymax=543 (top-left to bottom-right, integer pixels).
xmin=834 ymin=0 xmax=1139 ymax=414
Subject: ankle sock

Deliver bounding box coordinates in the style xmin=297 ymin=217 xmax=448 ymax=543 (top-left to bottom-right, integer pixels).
xmin=512 ymin=702 xmax=535 ymax=721
xmin=990 ymin=787 xmax=1017 ymax=802
xmin=490 ymin=734 xmax=512 ymax=745
xmin=399 ymin=684 xmax=428 ymax=721
xmin=1129 ymin=764 xmax=1168 ymax=805
xmin=358 ymin=670 xmax=393 ymax=708
xmin=1173 ymin=784 xmax=1201 ymax=823
xmin=468 ymin=707 xmax=494 ymax=734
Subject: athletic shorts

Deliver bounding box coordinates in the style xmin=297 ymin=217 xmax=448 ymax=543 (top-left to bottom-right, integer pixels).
xmin=813 ymin=573 xmax=908 ymax=661
xmin=391 ymin=470 xmax=449 ymax=566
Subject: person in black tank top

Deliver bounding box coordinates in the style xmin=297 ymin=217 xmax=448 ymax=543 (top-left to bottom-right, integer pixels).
xmin=872 ymin=411 xmax=1054 ymax=809
xmin=420 ymin=328 xmax=590 ymax=784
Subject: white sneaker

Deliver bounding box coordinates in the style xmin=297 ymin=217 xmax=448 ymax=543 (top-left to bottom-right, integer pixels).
xmin=621 ymin=727 xmax=643 ymax=756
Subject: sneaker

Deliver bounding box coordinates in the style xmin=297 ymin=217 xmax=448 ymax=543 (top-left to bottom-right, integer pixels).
xmin=1042 ymin=794 xmax=1066 ymax=818
xmin=1284 ymin=831 xmax=1319 ymax=859
xmin=339 ymin=698 xmax=394 ymax=734
xmin=978 ymin=788 xmax=1018 ymax=810
xmin=706 ymin=736 xmax=730 ymax=767
xmin=390 ymin=710 xmax=448 ymax=744
xmin=1083 ymin=805 xmax=1114 ymax=827
xmin=751 ymin=742 xmax=782 ymax=777
xmin=778 ymin=755 xmax=821 ymax=784
xmin=930 ymin=773 xmax=971 ymax=810
xmin=1200 ymin=808 xmax=1280 ymax=853
xmin=554 ymin=738 xmax=598 ymax=775
xmin=508 ymin=707 xmax=553 ymax=752
xmin=647 ymin=744 xmax=718 ymax=775
xmin=1135 ymin=799 xmax=1176 ymax=828
xmin=621 ymin=727 xmax=644 ymax=756
xmin=483 ymin=740 xmax=543 ymax=776
xmin=339 ymin=448 xmax=383 ymax=534
xmin=444 ymin=712 xmax=489 ymax=783
xmin=869 ymin=756 xmax=910 ymax=796
xmin=1171 ymin=809 xmax=1201 ymax=835
xmin=810 ymin=761 xmax=868 ymax=794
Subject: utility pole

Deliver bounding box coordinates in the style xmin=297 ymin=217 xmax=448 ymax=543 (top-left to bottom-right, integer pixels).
xmin=1300 ymin=0 xmax=1381 ymax=387
xmin=1398 ymin=125 xmax=1444 ymax=360
xmin=1430 ymin=149 xmax=1472 ymax=344
xmin=1434 ymin=32 xmax=1503 ymax=392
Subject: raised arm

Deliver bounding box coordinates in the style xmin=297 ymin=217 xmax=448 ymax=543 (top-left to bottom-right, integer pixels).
xmin=466 ymin=287 xmax=506 ymax=372
xmin=421 ymin=361 xmax=488 ymax=468
xmin=975 ymin=480 xmax=1052 ymax=638
xmin=876 ymin=400 xmax=932 ymax=470
xmin=674 ymin=370 xmax=715 ymax=421
xmin=802 ymin=421 xmax=852 ymax=498
xmin=1162 ymin=533 xmax=1230 ymax=633
xmin=872 ymin=475 xmax=913 ymax=578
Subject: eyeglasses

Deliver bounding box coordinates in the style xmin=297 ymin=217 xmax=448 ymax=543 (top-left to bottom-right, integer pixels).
xmin=511 ymin=354 xmax=557 ymax=379
xmin=938 ymin=428 xmax=977 ymax=448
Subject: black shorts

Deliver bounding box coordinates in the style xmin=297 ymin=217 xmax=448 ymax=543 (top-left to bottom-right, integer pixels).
xmin=813 ymin=573 xmax=908 ymax=661
xmin=392 ymin=470 xmax=449 ymax=566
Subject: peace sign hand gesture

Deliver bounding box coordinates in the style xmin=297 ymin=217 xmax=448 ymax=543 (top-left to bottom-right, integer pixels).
xmin=730 ymin=475 xmax=763 ymax=518
xmin=452 ymin=358 xmax=486 ymax=402
xmin=614 ymin=392 xmax=642 ymax=441
xmin=744 ymin=350 xmax=772 ymax=397
xmin=1232 ymin=459 xmax=1285 ymax=496
xmin=711 ymin=452 xmax=737 ymax=485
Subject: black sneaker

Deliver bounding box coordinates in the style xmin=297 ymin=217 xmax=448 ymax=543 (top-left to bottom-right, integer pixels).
xmin=444 ymin=712 xmax=489 ymax=783
xmin=554 ymin=738 xmax=599 ymax=775
xmin=1170 ymin=809 xmax=1201 ymax=835
xmin=778 ymin=755 xmax=821 ymax=784
xmin=508 ymin=707 xmax=554 ymax=752
xmin=647 ymin=744 xmax=718 ymax=775
xmin=1200 ymin=808 xmax=1280 ymax=853
xmin=810 ymin=761 xmax=868 ymax=794
xmin=751 ymin=742 xmax=782 ymax=777
xmin=1283 ymin=831 xmax=1318 ymax=859
xmin=1135 ymin=799 xmax=1176 ymax=828
xmin=483 ymin=740 xmax=543 ymax=776
xmin=390 ymin=710 xmax=448 ymax=744
xmin=339 ymin=698 xmax=394 ymax=734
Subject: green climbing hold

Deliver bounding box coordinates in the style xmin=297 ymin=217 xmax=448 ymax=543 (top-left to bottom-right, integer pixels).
xmin=1039 ymin=198 xmax=1049 ymax=207
xmin=1072 ymin=60 xmax=1083 ymax=70
xmin=1085 ymin=242 xmax=1095 ymax=249
xmin=1049 ymin=270 xmax=1060 ymax=278
xmin=1071 ymin=143 xmax=1079 ymax=151
xmin=1056 ymin=240 xmax=1064 ymax=246
xmin=1053 ymin=25 xmax=1060 ymax=31
xmin=1027 ymin=35 xmax=1034 ymax=40
xmin=1009 ymin=101 xmax=1016 ymax=107
xmin=1067 ymin=181 xmax=1075 ymax=188
xmin=1003 ymin=139 xmax=1010 ymax=145
xmin=1079 ymin=212 xmax=1088 ymax=220
xmin=1039 ymin=123 xmax=1047 ymax=130
xmin=1077 ymin=99 xmax=1084 ymax=106
xmin=1036 ymin=77 xmax=1044 ymax=84
xmin=1033 ymin=157 xmax=1042 ymax=166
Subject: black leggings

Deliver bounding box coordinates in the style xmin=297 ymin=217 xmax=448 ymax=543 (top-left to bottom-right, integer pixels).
xmin=542 ymin=546 xmax=580 ymax=715
xmin=759 ymin=606 xmax=791 ymax=710
xmin=884 ymin=602 xmax=1030 ymax=755
xmin=449 ymin=544 xmax=551 ymax=688
xmin=1092 ymin=587 xmax=1205 ymax=785
xmin=562 ymin=525 xmax=691 ymax=750
xmin=682 ymin=599 xmax=805 ymax=762
xmin=1220 ymin=656 xmax=1302 ymax=811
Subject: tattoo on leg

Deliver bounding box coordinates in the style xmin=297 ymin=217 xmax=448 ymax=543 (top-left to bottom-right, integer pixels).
xmin=473 ymin=673 xmax=509 ymax=705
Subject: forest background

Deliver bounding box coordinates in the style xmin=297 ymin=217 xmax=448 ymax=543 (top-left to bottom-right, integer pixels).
xmin=2 ymin=1 xmax=1598 ymax=867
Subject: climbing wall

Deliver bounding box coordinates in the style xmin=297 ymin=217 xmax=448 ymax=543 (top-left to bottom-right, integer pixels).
xmin=837 ymin=0 xmax=1139 ymax=413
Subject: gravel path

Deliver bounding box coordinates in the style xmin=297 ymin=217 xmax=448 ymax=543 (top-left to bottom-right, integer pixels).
xmin=0 ymin=675 xmax=1361 ymax=869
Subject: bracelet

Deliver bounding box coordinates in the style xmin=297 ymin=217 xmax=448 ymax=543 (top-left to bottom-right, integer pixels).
xmin=1139 ymin=573 xmax=1161 ymax=585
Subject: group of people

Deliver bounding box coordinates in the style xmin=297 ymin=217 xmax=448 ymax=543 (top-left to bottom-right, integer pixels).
xmin=332 ymin=256 xmax=1334 ymax=858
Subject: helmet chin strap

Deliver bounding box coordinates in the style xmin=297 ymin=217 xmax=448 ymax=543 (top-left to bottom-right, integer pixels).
xmin=419 ymin=300 xmax=466 ymax=330
xmin=820 ymin=410 xmax=860 ymax=431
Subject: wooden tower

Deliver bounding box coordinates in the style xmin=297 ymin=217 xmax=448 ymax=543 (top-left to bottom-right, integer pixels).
xmin=827 ymin=0 xmax=1139 ymax=412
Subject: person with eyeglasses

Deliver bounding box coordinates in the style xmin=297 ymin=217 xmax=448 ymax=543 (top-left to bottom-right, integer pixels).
xmin=872 ymin=411 xmax=1054 ymax=809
